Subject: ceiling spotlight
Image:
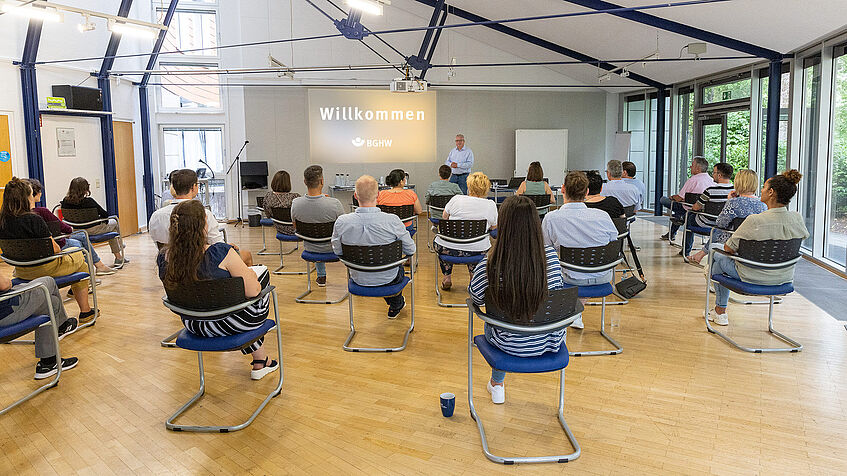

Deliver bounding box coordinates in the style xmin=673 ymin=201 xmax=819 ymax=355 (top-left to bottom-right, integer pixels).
xmin=78 ymin=14 xmax=95 ymax=32
xmin=1 ymin=2 xmax=63 ymax=22
xmin=620 ymin=69 xmax=630 ymax=78
xmin=108 ymin=19 xmax=157 ymax=39
xmin=598 ymin=73 xmax=612 ymax=82
xmin=346 ymin=0 xmax=389 ymax=16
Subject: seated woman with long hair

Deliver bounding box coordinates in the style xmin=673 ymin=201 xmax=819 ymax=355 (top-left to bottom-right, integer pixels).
xmin=515 ymin=161 xmax=556 ymax=205
xmin=60 ymin=177 xmax=126 ymax=267
xmin=377 ymin=168 xmax=422 ymax=227
xmin=0 ymin=178 xmax=95 ymax=323
xmin=469 ymin=195 xmax=568 ymax=404
xmin=157 ymin=200 xmax=278 ymax=380
xmin=688 ymin=168 xmax=767 ymax=264
xmin=708 ymin=170 xmax=809 ymax=326
xmin=262 ymin=170 xmax=300 ymax=235
xmin=435 ymin=172 xmax=498 ymax=290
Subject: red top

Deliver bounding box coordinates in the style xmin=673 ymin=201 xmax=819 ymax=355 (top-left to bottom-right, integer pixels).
xmin=32 ymin=207 xmax=72 ymax=247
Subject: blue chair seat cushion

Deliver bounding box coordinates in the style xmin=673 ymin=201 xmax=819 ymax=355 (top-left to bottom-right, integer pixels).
xmin=12 ymin=272 xmax=89 ymax=289
xmin=474 ymin=335 xmax=569 ymax=373
xmin=711 ymin=274 xmax=794 ymax=296
xmin=563 ymin=283 xmax=613 ymax=298
xmin=175 ymin=319 xmax=276 ymax=352
xmin=302 ymin=251 xmax=339 ymax=262
xmin=439 ymin=254 xmax=485 ymax=265
xmin=276 ymin=232 xmax=300 ymax=242
xmin=348 ymin=276 xmax=410 ymax=297
xmin=429 ymin=218 xmax=440 ymax=225
xmin=88 ymin=232 xmax=119 ymax=243
xmin=0 ymin=315 xmax=49 ymax=342
xmin=260 ymin=218 xmax=274 ymax=227
xmin=406 ymin=225 xmax=416 ymax=237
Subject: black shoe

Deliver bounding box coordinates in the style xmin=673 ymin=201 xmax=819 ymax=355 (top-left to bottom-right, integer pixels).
xmin=388 ymin=296 xmax=406 ymax=319
xmin=78 ymin=309 xmax=96 ymax=325
xmin=34 ymin=357 xmax=79 ymax=380
xmin=660 ymin=233 xmax=670 ymax=241
xmin=57 ymin=318 xmax=78 ymax=337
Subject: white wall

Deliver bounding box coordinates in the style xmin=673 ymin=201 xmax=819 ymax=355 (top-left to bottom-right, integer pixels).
xmin=40 ymin=115 xmax=106 ymax=207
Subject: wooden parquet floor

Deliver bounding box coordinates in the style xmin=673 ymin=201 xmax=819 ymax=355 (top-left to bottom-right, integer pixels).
xmin=1 ymin=217 xmax=846 ymax=475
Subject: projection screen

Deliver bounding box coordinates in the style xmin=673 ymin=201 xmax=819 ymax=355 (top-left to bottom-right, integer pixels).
xmin=308 ymin=89 xmax=436 ymax=164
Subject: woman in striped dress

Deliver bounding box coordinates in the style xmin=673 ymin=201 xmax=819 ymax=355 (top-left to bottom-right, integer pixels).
xmin=469 ymin=195 xmax=570 ymax=404
xmin=157 ymin=200 xmax=279 ymax=380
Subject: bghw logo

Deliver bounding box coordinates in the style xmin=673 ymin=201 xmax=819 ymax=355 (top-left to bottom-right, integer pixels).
xmin=351 ymin=137 xmax=393 ymax=148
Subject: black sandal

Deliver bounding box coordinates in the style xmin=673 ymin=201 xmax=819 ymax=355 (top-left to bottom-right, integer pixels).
xmin=250 ymin=358 xmax=279 ymax=380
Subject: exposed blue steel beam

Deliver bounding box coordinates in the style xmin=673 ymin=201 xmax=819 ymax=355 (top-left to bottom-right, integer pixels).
xmin=408 ymin=0 xmax=445 ymax=71
xmin=763 ymin=60 xmax=782 ymax=179
xmin=409 ymin=0 xmax=666 ymax=89
xmin=140 ymin=0 xmax=179 ymax=221
xmin=420 ymin=8 xmax=448 ymax=79
xmin=19 ymin=19 xmax=45 ymax=205
xmin=562 ymin=0 xmax=782 ymax=60
xmin=653 ymin=88 xmax=667 ymax=216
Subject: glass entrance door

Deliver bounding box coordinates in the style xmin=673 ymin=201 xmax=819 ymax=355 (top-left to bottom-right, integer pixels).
xmin=696 ymin=110 xmax=751 ymax=175
xmin=698 ymin=116 xmax=725 ymax=169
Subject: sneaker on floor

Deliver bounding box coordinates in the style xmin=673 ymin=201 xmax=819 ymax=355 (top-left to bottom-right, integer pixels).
xmin=708 ymin=310 xmax=729 ymax=326
xmin=78 ymin=310 xmax=96 ymax=325
xmin=34 ymin=357 xmax=78 ymax=380
xmin=96 ymin=267 xmax=116 ymax=276
xmin=316 ymin=276 xmax=327 ymax=287
xmin=250 ymin=358 xmax=279 ymax=380
xmin=113 ymin=257 xmax=130 ymax=267
xmin=570 ymin=314 xmax=585 ymax=329
xmin=57 ymin=318 xmax=78 ymax=337
xmin=388 ymin=296 xmax=406 ymax=319
xmin=487 ymin=381 xmax=505 ymax=404
xmin=660 ymin=232 xmax=670 ymax=241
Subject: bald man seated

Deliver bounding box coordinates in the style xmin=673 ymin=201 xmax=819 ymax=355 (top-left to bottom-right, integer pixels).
xmin=331 ymin=175 xmax=416 ymax=318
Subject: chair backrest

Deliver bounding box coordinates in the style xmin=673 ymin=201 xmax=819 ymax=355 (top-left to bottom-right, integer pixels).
xmin=294 ymin=220 xmax=335 ymax=240
xmin=683 ymin=192 xmax=700 ymax=205
xmin=428 ymin=194 xmax=453 ymax=209
xmin=524 ymin=194 xmax=551 ymax=208
xmin=437 ymin=219 xmax=488 ymax=240
xmin=164 ymin=277 xmax=247 ymax=313
xmin=256 ymin=196 xmax=265 ymax=208
xmin=46 ymin=220 xmax=63 ymax=237
xmin=483 ymin=287 xmax=582 ymax=330
xmin=0 ymin=238 xmax=54 ymax=263
xmin=611 ymin=217 xmax=629 ymax=236
xmin=378 ymin=204 xmax=416 ymax=221
xmin=737 ymin=238 xmax=802 ymax=266
xmin=702 ymin=199 xmax=727 ymax=216
xmin=559 ymin=240 xmax=621 ymax=269
xmin=728 ymin=216 xmax=746 ymax=231
xmin=341 ymin=241 xmax=403 ymax=268
xmin=269 ymin=206 xmax=293 ymax=224
xmin=60 ymin=207 xmax=100 ymax=223
xmin=623 ymin=205 xmax=636 ymax=217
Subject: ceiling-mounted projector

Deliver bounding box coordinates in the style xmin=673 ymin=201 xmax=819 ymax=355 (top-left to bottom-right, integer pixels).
xmin=390 ymin=78 xmax=427 ymax=93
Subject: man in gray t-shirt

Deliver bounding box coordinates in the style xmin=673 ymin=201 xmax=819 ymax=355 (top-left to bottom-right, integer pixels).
xmin=291 ymin=165 xmax=345 ymax=286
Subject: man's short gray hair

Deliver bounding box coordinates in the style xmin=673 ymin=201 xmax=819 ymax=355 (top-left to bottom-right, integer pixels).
xmin=692 ymin=156 xmax=709 ymax=173
xmin=606 ymin=160 xmax=623 ymax=179
xmin=455 ymin=134 xmax=465 ymax=139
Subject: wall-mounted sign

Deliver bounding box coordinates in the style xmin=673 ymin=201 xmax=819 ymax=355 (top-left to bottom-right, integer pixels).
xmin=0 ymin=151 xmax=9 ymax=162
xmin=308 ymin=89 xmax=436 ymax=164
xmin=46 ymin=96 xmax=67 ymax=109
xmin=57 ymin=128 xmax=76 ymax=157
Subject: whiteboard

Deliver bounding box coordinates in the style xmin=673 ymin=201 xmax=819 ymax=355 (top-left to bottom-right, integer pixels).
xmin=515 ymin=129 xmax=568 ymax=187
xmin=613 ymin=132 xmax=632 ymax=162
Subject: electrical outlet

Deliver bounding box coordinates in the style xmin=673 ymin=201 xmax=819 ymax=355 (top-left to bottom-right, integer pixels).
xmin=95 ymin=179 xmax=101 ymax=188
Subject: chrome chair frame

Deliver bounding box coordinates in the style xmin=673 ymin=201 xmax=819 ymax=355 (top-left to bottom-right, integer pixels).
xmin=162 ymin=285 xmax=283 ymax=432
xmin=338 ymin=244 xmax=415 ymax=352
xmin=467 ymin=298 xmax=581 ymax=464
xmin=269 ymin=207 xmax=310 ymax=276
xmin=294 ymin=223 xmax=349 ymax=304
xmin=434 ymin=220 xmax=490 ymax=308
xmin=704 ymin=246 xmax=802 ymax=353
xmin=0 ymin=281 xmax=63 ymax=416
xmin=60 ymin=209 xmax=126 ymax=269
xmin=256 ymin=207 xmax=281 ymax=256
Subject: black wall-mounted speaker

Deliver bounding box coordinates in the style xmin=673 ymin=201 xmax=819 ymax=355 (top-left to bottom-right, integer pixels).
xmin=51 ymin=85 xmax=103 ymax=111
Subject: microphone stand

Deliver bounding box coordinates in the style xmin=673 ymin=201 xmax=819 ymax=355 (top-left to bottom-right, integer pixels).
xmin=226 ymin=140 xmax=249 ymax=227
xmin=197 ymin=158 xmax=215 ymax=210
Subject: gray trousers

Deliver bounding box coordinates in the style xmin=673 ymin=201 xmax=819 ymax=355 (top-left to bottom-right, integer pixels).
xmin=84 ymin=219 xmax=122 ymax=254
xmin=2 ymin=277 xmax=70 ymax=358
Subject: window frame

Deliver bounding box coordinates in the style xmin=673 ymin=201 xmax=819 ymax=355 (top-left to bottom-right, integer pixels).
xmin=155 ymin=62 xmax=224 ymax=113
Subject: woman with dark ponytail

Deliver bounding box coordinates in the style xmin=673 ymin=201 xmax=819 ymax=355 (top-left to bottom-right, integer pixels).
xmin=707 ymin=170 xmax=809 ymax=326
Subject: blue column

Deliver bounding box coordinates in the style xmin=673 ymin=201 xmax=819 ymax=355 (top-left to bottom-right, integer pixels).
xmin=98 ymin=76 xmax=119 ymax=215
xmin=653 ymin=88 xmax=667 ymax=216
xmin=19 ymin=19 xmax=45 ymax=205
xmin=764 ymin=60 xmax=782 ymax=180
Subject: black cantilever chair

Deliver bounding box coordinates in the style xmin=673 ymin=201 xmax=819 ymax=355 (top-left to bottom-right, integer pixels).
xmin=161 ymin=277 xmax=283 ymax=432
xmin=467 ymin=287 xmax=584 ymax=464
xmin=523 ymin=194 xmax=552 ymax=216
xmin=269 ymin=207 xmax=311 ymax=276
xmin=338 ymin=241 xmax=415 ymax=352
xmin=434 ymin=219 xmax=490 ymax=308
xmin=59 ymin=207 xmax=126 ymax=269
xmin=426 ymin=194 xmax=454 ymax=253
xmin=294 ymin=220 xmax=349 ymax=304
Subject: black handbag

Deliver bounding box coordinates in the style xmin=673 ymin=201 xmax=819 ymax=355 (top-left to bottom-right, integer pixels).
xmin=615 ymin=234 xmax=646 ymax=298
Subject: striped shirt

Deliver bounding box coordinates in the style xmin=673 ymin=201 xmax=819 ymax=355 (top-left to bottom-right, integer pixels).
xmin=694 ymin=183 xmax=734 ymax=227
xmin=469 ymin=246 xmax=567 ymax=357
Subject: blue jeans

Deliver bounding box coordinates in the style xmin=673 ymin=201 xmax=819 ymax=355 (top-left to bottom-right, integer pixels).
xmin=315 ymin=262 xmax=326 ymax=277
xmin=63 ymin=231 xmax=101 ymax=264
xmin=450 ymin=173 xmax=468 ymax=195
xmin=711 ymin=253 xmax=740 ymax=308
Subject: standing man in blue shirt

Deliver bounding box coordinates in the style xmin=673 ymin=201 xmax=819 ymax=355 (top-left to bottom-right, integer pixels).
xmin=445 ymin=134 xmax=474 ymax=195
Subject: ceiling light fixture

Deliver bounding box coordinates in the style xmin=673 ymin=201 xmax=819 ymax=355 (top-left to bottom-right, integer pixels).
xmin=1 ymin=2 xmax=63 ymax=22
xmin=2 ymin=1 xmax=166 ymax=34
xmin=78 ymin=13 xmax=96 ymax=32
xmin=108 ymin=19 xmax=157 ymax=39
xmin=346 ymin=0 xmax=389 ymax=16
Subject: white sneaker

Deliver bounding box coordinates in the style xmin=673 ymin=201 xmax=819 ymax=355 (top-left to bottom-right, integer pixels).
xmin=487 ymin=381 xmax=505 ymax=404
xmin=708 ymin=310 xmax=729 ymax=326
xmin=570 ymin=314 xmax=585 ymax=329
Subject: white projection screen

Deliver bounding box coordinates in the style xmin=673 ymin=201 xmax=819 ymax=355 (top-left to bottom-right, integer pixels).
xmin=308 ymin=89 xmax=436 ymax=163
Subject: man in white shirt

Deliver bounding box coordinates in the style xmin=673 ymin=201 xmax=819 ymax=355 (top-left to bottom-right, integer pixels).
xmin=601 ymin=160 xmax=641 ymax=208
xmin=445 ymin=134 xmax=474 ymax=195
xmin=149 ymin=169 xmax=252 ymax=265
xmin=621 ymin=161 xmax=646 ymax=209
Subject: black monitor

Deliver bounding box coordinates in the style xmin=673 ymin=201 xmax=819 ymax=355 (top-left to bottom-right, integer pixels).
xmin=240 ymin=161 xmax=268 ymax=189
xmin=507 ymin=177 xmax=525 ymax=189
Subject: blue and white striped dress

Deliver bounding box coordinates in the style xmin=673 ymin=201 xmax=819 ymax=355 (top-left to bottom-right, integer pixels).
xmin=469 ymin=246 xmax=567 ymax=357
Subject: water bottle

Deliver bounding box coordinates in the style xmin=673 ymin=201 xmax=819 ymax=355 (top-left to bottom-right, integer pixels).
xmin=345 ymin=174 xmax=350 ymax=186
xmin=335 ymin=174 xmax=340 ymax=186
xmin=379 ymin=176 xmax=385 ymax=186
